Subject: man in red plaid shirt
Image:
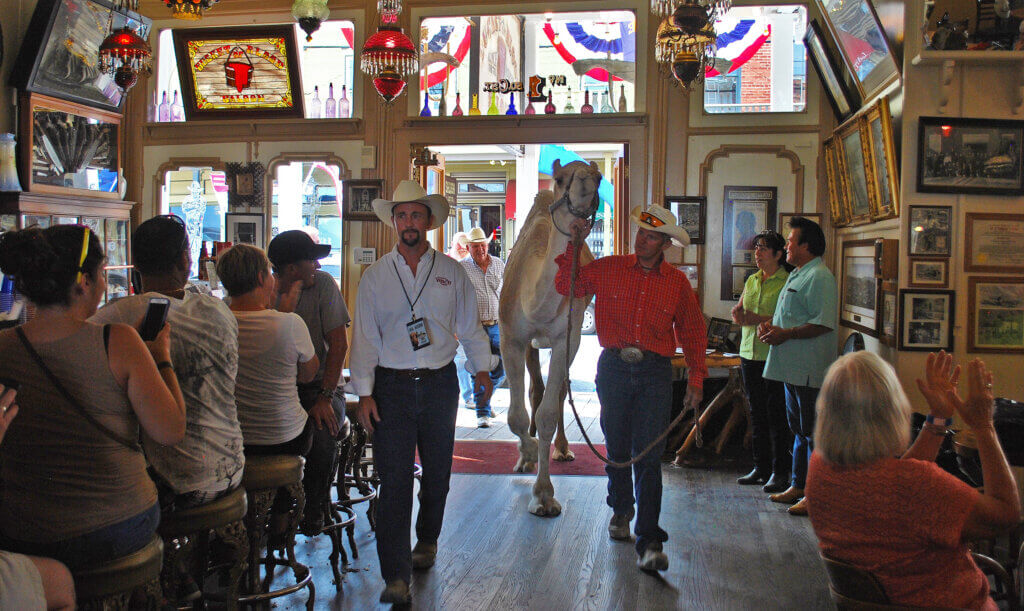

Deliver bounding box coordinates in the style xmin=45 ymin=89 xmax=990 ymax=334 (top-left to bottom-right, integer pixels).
xmin=556 ymin=205 xmax=707 ymax=573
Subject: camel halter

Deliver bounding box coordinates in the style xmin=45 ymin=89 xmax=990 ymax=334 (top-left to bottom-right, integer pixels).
xmin=562 ymin=238 xmax=705 ymax=469
xmin=548 ymin=190 xmax=599 ymax=237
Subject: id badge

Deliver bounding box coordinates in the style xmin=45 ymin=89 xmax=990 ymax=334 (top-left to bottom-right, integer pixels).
xmin=407 ymin=317 xmax=431 ymax=351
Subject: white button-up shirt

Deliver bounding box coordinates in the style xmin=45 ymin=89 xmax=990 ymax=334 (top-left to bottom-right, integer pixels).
xmin=347 ymin=246 xmax=494 ymax=396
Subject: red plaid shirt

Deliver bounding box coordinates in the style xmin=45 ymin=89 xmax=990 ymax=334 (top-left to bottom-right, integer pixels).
xmin=555 ymin=244 xmax=708 ymax=388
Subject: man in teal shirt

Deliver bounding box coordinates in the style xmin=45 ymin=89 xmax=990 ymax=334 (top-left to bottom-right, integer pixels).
xmin=759 ymin=217 xmax=837 ymax=516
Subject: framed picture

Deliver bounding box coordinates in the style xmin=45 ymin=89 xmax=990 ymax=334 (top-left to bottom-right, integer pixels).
xmin=225 ymin=212 xmax=266 ymax=249
xmin=706 ymin=317 xmax=736 ymax=352
xmin=823 ymin=137 xmax=849 ymax=227
xmin=835 ymin=117 xmax=877 ymax=226
xmin=664 ymin=196 xmax=706 ymax=245
xmin=731 ymin=266 xmax=758 ymax=300
xmin=899 ymin=289 xmax=955 ymax=352
xmin=840 ymin=239 xmax=879 ymax=337
xmin=172 ymin=25 xmax=305 ymax=120
xmin=224 ymin=162 xmax=266 ymax=210
xmin=9 ymin=0 xmax=152 ymax=111
xmin=803 ymin=20 xmax=858 ymax=121
xmin=778 ymin=212 xmax=822 ymax=234
xmin=864 ymin=98 xmax=900 ymax=221
xmin=676 ymin=264 xmax=699 ymax=291
xmin=344 ymin=179 xmax=383 ymax=222
xmin=907 ymin=205 xmax=952 ymax=257
xmin=878 ymin=280 xmax=898 ymax=347
xmin=908 ymin=258 xmax=949 ymax=288
xmin=968 ymin=276 xmax=1024 ymax=353
xmin=964 ymin=213 xmax=1024 ymax=273
xmin=721 ymin=185 xmax=776 ymax=300
xmin=917 ymin=116 xmax=1024 ymax=195
xmin=813 ymin=0 xmax=901 ymax=100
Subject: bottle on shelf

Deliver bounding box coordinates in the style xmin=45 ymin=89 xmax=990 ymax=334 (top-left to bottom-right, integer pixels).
xmin=468 ymin=93 xmax=481 ymax=115
xmin=438 ymin=90 xmax=448 ymax=116
xmin=581 ymin=90 xmax=593 ymax=114
xmin=505 ymin=93 xmax=517 ymax=115
xmin=310 ymin=86 xmax=321 ymax=118
xmin=158 ymin=91 xmax=170 ymax=122
xmin=486 ymin=90 xmax=499 ymax=115
xmin=600 ymin=89 xmax=615 ymax=113
xmin=338 ymin=85 xmax=350 ymax=118
xmin=148 ymin=89 xmax=158 ymax=122
xmin=618 ymin=84 xmax=628 ymax=113
xmin=544 ymin=91 xmax=556 ymax=114
xmin=197 ymin=241 xmax=211 ymax=281
xmin=324 ymin=82 xmax=337 ymax=118
xmin=420 ymin=89 xmax=432 ymax=117
xmin=170 ymin=90 xmax=184 ymax=121
xmin=452 ymin=92 xmax=464 ymax=116
xmin=563 ymin=87 xmax=575 ymax=113
xmin=524 ymin=100 xmax=536 ymax=115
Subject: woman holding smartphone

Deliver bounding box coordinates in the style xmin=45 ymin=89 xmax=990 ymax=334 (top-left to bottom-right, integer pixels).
xmin=0 ymin=225 xmax=185 ymax=570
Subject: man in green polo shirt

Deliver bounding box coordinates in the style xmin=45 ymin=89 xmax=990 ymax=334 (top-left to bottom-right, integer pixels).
xmin=758 ymin=217 xmax=837 ymax=517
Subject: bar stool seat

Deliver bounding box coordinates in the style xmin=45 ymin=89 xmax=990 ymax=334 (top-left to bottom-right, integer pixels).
xmin=241 ymin=455 xmax=306 ymax=491
xmin=74 ymin=535 xmax=164 ymax=609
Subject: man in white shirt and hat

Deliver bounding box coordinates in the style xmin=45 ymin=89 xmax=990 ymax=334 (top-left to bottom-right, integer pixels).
xmin=460 ymin=227 xmax=506 ymax=428
xmin=348 ymin=180 xmax=496 ymax=605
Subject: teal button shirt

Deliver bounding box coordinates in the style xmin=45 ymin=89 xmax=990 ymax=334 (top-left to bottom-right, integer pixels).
xmin=763 ymin=256 xmax=837 ymax=388
xmin=738 ymin=266 xmax=789 ymax=362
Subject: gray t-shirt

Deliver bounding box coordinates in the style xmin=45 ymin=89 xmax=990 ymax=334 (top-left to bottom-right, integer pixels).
xmin=293 ymin=270 xmax=351 ymax=383
xmin=91 ymin=291 xmax=245 ymax=495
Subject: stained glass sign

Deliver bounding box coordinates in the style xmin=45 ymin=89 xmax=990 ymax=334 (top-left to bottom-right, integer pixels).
xmin=172 ymin=26 xmax=305 ymax=120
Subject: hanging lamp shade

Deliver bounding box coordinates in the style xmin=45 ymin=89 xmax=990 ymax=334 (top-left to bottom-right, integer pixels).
xmin=98 ymin=26 xmax=152 ymax=92
xmin=361 ymin=24 xmax=418 ymax=103
xmin=165 ymin=0 xmax=219 ymax=20
xmin=292 ymin=0 xmax=330 ymax=42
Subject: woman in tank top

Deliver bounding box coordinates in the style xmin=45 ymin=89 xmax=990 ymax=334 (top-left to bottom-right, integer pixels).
xmin=0 ymin=225 xmax=186 ymax=570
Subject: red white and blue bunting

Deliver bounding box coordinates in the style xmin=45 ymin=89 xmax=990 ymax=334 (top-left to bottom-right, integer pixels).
xmin=705 ymin=18 xmax=771 ymax=77
xmin=541 ymin=20 xmax=636 ymax=83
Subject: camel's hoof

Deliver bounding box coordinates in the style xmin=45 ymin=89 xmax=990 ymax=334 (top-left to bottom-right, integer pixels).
xmin=529 ymin=497 xmax=562 ymax=517
xmin=513 ymin=459 xmax=537 ymax=473
xmin=552 ymin=448 xmax=575 ymax=462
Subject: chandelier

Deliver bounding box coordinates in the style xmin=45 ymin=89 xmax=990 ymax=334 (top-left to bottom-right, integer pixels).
xmin=651 ymin=0 xmax=731 ymax=21
xmin=361 ymin=21 xmax=418 ymax=104
xmin=377 ymin=0 xmax=402 ymax=23
xmin=98 ymin=26 xmax=152 ymax=92
xmin=655 ymin=18 xmax=716 ymax=89
xmin=292 ymin=0 xmax=330 ymax=42
xmin=165 ymin=0 xmax=219 ymax=20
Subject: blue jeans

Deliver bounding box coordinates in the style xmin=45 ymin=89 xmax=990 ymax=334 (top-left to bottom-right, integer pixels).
xmin=372 ymin=363 xmax=459 ymax=583
xmin=595 ymin=349 xmax=672 ymax=556
xmin=473 ymin=323 xmax=505 ymax=417
xmin=454 ymin=345 xmax=474 ymax=406
xmin=0 ymin=503 xmax=160 ymax=571
xmin=784 ymin=383 xmax=820 ymax=489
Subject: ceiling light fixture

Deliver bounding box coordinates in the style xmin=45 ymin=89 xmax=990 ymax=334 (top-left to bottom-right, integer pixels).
xmin=98 ymin=26 xmax=152 ymax=92
xmin=292 ymin=0 xmax=330 ymax=42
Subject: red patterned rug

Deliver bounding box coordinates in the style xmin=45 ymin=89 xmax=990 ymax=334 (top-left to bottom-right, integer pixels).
xmin=448 ymin=440 xmax=607 ymax=476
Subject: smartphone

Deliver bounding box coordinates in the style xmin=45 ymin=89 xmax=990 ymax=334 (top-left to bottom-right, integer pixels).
xmin=139 ymin=297 xmax=171 ymax=342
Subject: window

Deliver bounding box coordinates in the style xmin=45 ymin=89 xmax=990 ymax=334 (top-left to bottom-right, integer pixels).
xmin=270 ymin=161 xmax=345 ymax=281
xmin=160 ymin=167 xmax=228 ymax=278
xmin=703 ymin=5 xmax=807 ymax=114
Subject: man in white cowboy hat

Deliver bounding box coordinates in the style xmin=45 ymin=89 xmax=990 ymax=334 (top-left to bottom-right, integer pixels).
xmin=555 ymin=204 xmax=708 ymax=574
xmin=460 ymin=226 xmax=506 ymax=428
xmin=348 ymin=180 xmax=496 ymax=605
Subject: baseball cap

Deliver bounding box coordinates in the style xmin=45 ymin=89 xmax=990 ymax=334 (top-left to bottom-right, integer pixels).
xmin=267 ymin=230 xmax=332 ymax=269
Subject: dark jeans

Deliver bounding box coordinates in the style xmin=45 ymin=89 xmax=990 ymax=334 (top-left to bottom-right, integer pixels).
xmin=784 ymin=383 xmax=820 ymax=489
xmin=297 ymin=383 xmax=349 ymax=513
xmin=473 ymin=323 xmax=505 ymax=417
xmin=595 ymin=349 xmax=672 ymax=556
xmin=740 ymin=358 xmax=792 ymax=479
xmin=0 ymin=503 xmax=160 ymax=571
xmin=372 ymin=362 xmax=459 ymax=583
xmin=244 ymin=419 xmax=316 ymax=514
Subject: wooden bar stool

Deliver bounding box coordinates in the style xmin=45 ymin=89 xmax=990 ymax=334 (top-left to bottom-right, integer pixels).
xmin=305 ymin=417 xmax=356 ymax=593
xmin=239 ymin=455 xmax=314 ymax=610
xmin=73 ymin=535 xmax=164 ymax=610
xmin=157 ymin=486 xmax=248 ymax=610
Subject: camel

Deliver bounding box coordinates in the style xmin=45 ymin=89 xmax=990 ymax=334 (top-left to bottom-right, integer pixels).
xmin=499 ymin=159 xmax=601 ymax=516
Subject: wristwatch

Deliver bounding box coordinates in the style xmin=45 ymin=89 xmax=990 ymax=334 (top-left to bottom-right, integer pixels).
xmin=317 ymin=387 xmax=334 ymax=401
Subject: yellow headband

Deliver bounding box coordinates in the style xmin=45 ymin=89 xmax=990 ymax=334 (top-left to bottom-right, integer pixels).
xmin=75 ymin=227 xmax=90 ymax=283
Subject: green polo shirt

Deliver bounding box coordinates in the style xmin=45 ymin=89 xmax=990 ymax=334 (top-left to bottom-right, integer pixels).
xmin=739 ymin=266 xmax=789 ymax=361
xmin=763 ymin=256 xmax=838 ymax=388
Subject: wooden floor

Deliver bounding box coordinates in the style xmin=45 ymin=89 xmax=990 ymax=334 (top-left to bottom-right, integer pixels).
xmin=454 ymin=388 xmax=606 ymax=443
xmin=273 ymin=448 xmax=833 ymax=610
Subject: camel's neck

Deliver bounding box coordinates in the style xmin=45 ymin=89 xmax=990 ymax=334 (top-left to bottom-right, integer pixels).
xmin=539 ymin=213 xmax=574 ymax=286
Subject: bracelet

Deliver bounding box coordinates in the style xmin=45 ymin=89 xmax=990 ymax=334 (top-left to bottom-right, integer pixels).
xmin=156 ymin=361 xmax=173 ymax=371
xmin=317 ymin=387 xmax=334 ymax=400
xmin=926 ymin=415 xmax=953 ymax=427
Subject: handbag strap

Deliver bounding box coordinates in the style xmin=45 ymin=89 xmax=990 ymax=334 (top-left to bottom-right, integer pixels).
xmin=15 ymin=326 xmax=143 ymax=453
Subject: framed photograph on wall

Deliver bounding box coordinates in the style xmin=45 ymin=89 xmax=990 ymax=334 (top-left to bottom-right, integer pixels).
xmin=835 ymin=117 xmax=877 ymax=226
xmin=865 ymin=98 xmax=900 ymax=220
xmin=917 ymin=117 xmax=1024 ymax=195
xmin=676 ymin=264 xmax=699 ymax=291
xmin=720 ymin=185 xmax=776 ymax=300
xmin=899 ymin=289 xmax=954 ymax=352
xmin=225 ymin=212 xmax=266 ymax=249
xmin=968 ymin=276 xmax=1024 ymax=353
xmin=813 ymin=0 xmax=901 ymax=100
xmin=732 ymin=266 xmax=758 ymax=300
xmin=964 ymin=212 xmax=1024 ymax=273
xmin=778 ymin=212 xmax=823 ymax=233
xmin=840 ymin=239 xmax=879 ymax=336
xmin=908 ymin=258 xmax=949 ymax=288
xmin=907 ymin=205 xmax=952 ymax=257
xmin=878 ymin=280 xmax=898 ymax=347
xmin=344 ymin=179 xmax=383 ymax=222
xmin=823 ymin=137 xmax=849 ymax=227
xmin=803 ymin=20 xmax=858 ymax=122
xmin=664 ymin=196 xmax=706 ymax=245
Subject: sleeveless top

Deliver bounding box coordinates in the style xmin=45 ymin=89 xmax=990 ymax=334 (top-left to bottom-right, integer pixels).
xmin=0 ymin=323 xmax=156 ymax=542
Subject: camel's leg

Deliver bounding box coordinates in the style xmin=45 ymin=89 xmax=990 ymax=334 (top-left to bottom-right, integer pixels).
xmin=550 ymin=383 xmax=575 ymax=462
xmin=526 ymin=347 xmax=543 ymax=439
xmin=529 ymin=335 xmax=577 ymax=517
xmin=503 ymin=335 xmax=537 ymax=473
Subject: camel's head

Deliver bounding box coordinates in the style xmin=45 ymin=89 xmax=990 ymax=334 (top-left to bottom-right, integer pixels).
xmin=551 ymin=160 xmax=601 ymax=220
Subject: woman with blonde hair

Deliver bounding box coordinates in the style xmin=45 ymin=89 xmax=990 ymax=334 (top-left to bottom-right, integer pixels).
xmin=806 ymin=350 xmax=1020 ymax=609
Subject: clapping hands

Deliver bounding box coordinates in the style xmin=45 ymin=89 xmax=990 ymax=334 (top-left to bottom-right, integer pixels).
xmin=915 ymin=350 xmax=960 ymax=420
xmin=948 ymin=358 xmax=997 ymax=433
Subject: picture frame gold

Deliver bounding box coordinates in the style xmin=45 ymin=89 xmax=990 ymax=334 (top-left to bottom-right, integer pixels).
xmin=823 ymin=137 xmax=848 ymax=227
xmin=835 ymin=117 xmax=877 ymax=227
xmin=864 ymin=98 xmax=899 ymax=221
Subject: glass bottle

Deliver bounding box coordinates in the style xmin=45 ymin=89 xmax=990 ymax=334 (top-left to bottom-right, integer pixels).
xmin=170 ymin=91 xmax=184 ymax=121
xmin=524 ymin=100 xmax=536 ymax=115
xmin=600 ymin=89 xmax=615 ymax=113
xmin=338 ymin=85 xmax=350 ymax=118
xmin=581 ymin=90 xmax=593 ymax=114
xmin=452 ymin=92 xmax=464 ymax=116
xmin=324 ymin=82 xmax=336 ymax=118
xmin=468 ymin=93 xmax=481 ymax=115
xmin=544 ymin=91 xmax=556 ymax=114
xmin=486 ymin=91 xmax=499 ymax=115
xmin=158 ymin=91 xmax=170 ymax=122
xmin=197 ymin=242 xmax=210 ymax=281
xmin=310 ymin=86 xmax=321 ymax=118
xmin=420 ymin=89 xmax=432 ymax=117
xmin=438 ymin=90 xmax=447 ymax=116
xmin=563 ymin=87 xmax=575 ymax=113
xmin=148 ymin=89 xmax=158 ymax=122
xmin=505 ymin=93 xmax=517 ymax=115
xmin=618 ymin=84 xmax=628 ymax=113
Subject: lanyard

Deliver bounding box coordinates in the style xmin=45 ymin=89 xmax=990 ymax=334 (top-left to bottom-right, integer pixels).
xmin=392 ymin=250 xmax=436 ymax=319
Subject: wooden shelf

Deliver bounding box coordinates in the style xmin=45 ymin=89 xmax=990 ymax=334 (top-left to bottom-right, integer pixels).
xmin=911 ymin=51 xmax=1024 ymax=114
xmin=143 ymin=117 xmax=365 ymax=145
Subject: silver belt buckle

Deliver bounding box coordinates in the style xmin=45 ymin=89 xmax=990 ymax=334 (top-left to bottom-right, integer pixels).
xmin=619 ymin=347 xmax=644 ymax=363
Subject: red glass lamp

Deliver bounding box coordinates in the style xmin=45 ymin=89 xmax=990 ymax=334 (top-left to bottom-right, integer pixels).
xmin=360 ymin=24 xmax=418 ymax=104
xmin=98 ymin=26 xmax=152 ymax=92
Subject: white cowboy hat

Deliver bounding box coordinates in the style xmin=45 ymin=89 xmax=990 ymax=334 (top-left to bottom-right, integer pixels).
xmin=372 ymin=180 xmax=450 ymax=229
xmin=464 ymin=227 xmax=491 ymax=244
xmin=629 ymin=205 xmax=691 ymax=247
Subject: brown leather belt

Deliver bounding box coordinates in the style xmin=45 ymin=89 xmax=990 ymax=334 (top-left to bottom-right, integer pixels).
xmin=481 ymin=319 xmax=498 ymax=326
xmin=377 ymin=366 xmax=447 ymax=380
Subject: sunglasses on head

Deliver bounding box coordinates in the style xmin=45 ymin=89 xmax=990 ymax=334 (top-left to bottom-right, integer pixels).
xmin=152 ymin=214 xmax=190 ymax=250
xmin=639 ymin=210 xmax=666 ymax=228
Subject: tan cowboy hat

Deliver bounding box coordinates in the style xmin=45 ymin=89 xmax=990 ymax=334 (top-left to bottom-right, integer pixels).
xmin=629 ymin=205 xmax=690 ymax=247
xmin=372 ymin=180 xmax=450 ymax=229
xmin=464 ymin=227 xmax=491 ymax=244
